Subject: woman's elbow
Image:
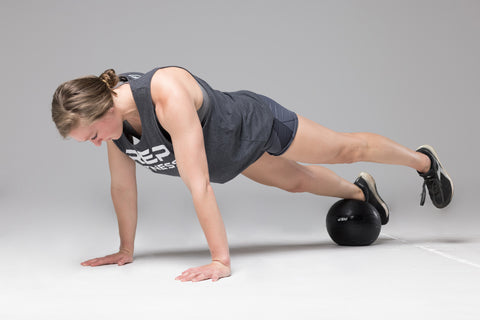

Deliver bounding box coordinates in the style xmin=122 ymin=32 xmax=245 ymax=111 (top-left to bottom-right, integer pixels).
xmin=189 ymin=178 xmax=213 ymax=199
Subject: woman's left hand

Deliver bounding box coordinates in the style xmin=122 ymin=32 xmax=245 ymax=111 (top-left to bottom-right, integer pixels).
xmin=175 ymin=260 xmax=231 ymax=282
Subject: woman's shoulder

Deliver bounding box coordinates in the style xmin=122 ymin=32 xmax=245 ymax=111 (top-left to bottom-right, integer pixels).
xmin=150 ymin=67 xmax=203 ymax=106
xmin=151 ymin=66 xmax=195 ymax=86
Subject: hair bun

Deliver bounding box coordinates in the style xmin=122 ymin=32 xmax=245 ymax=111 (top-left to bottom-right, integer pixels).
xmin=99 ymin=69 xmax=119 ymax=88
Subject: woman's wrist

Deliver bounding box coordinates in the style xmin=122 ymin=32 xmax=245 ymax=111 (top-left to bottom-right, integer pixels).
xmin=212 ymin=257 xmax=231 ymax=267
xmin=119 ymin=246 xmax=134 ymax=255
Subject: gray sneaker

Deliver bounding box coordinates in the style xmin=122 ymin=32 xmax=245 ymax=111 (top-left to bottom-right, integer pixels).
xmin=416 ymin=145 xmax=454 ymax=208
xmin=354 ymin=172 xmax=390 ymax=225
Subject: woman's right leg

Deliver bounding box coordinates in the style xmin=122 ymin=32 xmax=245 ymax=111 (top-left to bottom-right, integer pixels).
xmin=279 ymin=115 xmax=452 ymax=209
xmin=281 ymin=115 xmax=431 ymax=172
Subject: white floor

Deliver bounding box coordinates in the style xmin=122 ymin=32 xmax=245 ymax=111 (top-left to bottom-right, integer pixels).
xmin=1 ymin=179 xmax=478 ymax=320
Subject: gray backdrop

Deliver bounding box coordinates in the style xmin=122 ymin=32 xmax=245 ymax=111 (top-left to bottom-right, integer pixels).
xmin=0 ymin=0 xmax=479 ymax=318
xmin=1 ymin=0 xmax=476 ymax=219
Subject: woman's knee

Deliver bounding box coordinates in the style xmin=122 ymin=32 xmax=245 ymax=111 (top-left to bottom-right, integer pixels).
xmin=336 ymin=133 xmax=368 ymax=163
xmin=282 ymin=177 xmax=306 ymax=193
xmin=281 ymin=166 xmax=311 ymax=193
xmin=265 ymin=161 xmax=308 ymax=193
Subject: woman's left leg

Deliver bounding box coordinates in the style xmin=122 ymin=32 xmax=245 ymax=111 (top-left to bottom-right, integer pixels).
xmin=281 ymin=115 xmax=431 ymax=173
xmin=242 ymin=152 xmax=364 ymax=200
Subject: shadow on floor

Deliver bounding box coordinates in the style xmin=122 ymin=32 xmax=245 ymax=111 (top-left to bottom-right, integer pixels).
xmin=134 ymin=241 xmax=336 ymax=261
xmin=133 ymin=234 xmax=475 ymax=262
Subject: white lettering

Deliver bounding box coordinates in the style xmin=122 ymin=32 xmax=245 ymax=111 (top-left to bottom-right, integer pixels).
xmin=149 ymin=160 xmax=177 ymax=172
xmin=129 ymin=74 xmax=141 ymax=79
xmin=126 ymin=145 xmax=176 ymax=172
xmin=152 ymin=145 xmax=171 ymax=162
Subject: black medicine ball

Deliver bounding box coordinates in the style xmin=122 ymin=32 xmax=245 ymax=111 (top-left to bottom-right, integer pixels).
xmin=326 ymin=199 xmax=381 ymax=246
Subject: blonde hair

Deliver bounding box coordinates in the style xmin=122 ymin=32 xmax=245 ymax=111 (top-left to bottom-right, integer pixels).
xmin=51 ymin=69 xmax=119 ymax=138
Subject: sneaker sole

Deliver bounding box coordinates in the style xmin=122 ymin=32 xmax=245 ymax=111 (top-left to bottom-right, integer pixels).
xmin=416 ymin=145 xmax=454 ymax=208
xmin=359 ymin=172 xmax=390 ymax=223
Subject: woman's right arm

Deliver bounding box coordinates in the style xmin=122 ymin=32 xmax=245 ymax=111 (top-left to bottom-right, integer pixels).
xmin=81 ymin=140 xmax=137 ymax=267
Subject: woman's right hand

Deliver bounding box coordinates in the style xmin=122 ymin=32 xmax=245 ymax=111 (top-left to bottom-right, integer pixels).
xmin=81 ymin=249 xmax=133 ymax=267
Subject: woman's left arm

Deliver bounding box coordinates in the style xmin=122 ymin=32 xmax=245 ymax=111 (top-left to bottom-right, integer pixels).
xmin=152 ymin=70 xmax=231 ymax=282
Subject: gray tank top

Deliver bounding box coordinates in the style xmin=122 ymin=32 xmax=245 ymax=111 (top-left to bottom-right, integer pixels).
xmin=113 ymin=67 xmax=274 ymax=184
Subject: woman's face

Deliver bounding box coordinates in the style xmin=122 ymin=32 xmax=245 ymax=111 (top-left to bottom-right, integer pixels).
xmin=69 ymin=107 xmax=123 ymax=146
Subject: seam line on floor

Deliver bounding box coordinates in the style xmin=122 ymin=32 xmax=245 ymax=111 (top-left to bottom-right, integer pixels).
xmin=383 ymin=233 xmax=480 ymax=270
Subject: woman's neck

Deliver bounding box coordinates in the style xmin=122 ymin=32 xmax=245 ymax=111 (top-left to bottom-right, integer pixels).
xmin=113 ymin=84 xmax=138 ymax=122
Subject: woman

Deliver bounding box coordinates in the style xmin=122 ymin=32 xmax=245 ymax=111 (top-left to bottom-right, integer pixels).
xmin=51 ymin=66 xmax=453 ymax=282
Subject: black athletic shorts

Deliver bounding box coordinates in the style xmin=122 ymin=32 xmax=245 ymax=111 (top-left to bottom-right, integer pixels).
xmin=259 ymin=95 xmax=299 ymax=156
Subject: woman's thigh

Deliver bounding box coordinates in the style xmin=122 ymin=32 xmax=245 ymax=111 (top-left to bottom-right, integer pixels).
xmin=241 ymin=152 xmax=310 ymax=193
xmin=281 ymin=114 xmax=362 ymax=164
